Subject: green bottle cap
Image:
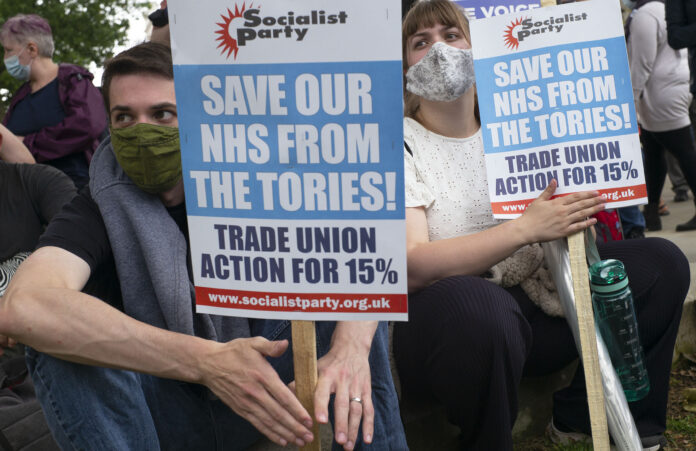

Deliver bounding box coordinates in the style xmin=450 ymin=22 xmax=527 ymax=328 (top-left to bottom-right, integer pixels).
xmin=589 ymin=259 xmax=629 ymax=293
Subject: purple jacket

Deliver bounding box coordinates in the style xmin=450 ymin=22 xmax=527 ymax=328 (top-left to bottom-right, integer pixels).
xmin=2 ymin=63 xmax=107 ymax=163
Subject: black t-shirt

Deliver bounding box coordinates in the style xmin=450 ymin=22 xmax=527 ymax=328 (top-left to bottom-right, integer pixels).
xmin=6 ymin=78 xmax=65 ymax=136
xmin=0 ymin=162 xmax=76 ymax=261
xmin=38 ymin=187 xmax=189 ymax=310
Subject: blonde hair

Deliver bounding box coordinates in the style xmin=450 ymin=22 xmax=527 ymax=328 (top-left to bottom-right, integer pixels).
xmin=402 ymin=0 xmax=478 ymax=120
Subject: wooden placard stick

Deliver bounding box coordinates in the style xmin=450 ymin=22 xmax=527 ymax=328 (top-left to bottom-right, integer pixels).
xmin=292 ymin=320 xmax=321 ymax=451
xmin=568 ymin=231 xmax=609 ymax=451
xmin=536 ymin=2 xmax=608 ymax=446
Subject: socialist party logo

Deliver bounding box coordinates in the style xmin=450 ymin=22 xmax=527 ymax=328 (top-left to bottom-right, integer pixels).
xmin=215 ymin=3 xmax=348 ymax=59
xmin=503 ymin=12 xmax=589 ymax=50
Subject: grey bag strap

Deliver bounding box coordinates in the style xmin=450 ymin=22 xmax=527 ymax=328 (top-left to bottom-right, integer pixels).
xmin=585 ymin=227 xmax=601 ymax=267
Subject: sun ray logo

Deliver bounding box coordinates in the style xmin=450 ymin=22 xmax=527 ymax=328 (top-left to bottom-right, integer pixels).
xmin=215 ymin=3 xmax=257 ymax=59
xmin=503 ymin=17 xmax=526 ymax=50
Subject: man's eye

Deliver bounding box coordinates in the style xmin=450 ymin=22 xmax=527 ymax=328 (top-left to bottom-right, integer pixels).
xmin=154 ymin=110 xmax=176 ymax=121
xmin=114 ymin=113 xmax=133 ymax=123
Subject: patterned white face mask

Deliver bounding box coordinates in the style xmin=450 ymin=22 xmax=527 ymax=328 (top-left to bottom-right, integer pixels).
xmin=406 ymin=42 xmax=475 ymax=102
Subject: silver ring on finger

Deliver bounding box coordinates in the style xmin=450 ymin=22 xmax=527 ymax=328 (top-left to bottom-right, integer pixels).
xmin=350 ymin=396 xmax=362 ymax=405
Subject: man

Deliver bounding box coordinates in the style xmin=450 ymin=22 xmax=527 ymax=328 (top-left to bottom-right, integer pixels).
xmin=0 ymin=42 xmax=406 ymax=450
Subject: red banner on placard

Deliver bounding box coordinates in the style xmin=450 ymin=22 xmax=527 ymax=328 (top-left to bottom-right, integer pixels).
xmin=196 ymin=286 xmax=408 ymax=314
xmin=491 ymin=184 xmax=647 ymax=215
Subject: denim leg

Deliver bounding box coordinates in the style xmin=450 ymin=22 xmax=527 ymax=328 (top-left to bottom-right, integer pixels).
xmin=25 ymin=347 xmax=160 ymax=451
xmin=357 ymin=322 xmax=408 ymax=450
xmin=618 ymin=205 xmax=646 ymax=234
xmin=27 ymin=321 xmax=406 ymax=450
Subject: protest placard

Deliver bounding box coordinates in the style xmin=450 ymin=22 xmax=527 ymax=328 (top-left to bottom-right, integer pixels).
xmin=167 ymin=0 xmax=407 ymax=321
xmin=453 ymin=0 xmax=540 ymax=21
xmin=471 ymin=0 xmax=646 ymax=218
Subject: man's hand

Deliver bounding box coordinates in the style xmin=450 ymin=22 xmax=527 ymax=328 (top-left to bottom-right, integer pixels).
xmin=199 ymin=337 xmax=314 ymax=447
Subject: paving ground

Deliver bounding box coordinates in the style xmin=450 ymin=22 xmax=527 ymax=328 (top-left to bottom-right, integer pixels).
xmin=647 ymin=183 xmax=696 ymax=263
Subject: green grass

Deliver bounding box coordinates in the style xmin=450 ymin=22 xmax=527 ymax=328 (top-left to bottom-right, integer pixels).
xmin=550 ymin=443 xmax=592 ymax=451
xmin=667 ymin=416 xmax=696 ymax=435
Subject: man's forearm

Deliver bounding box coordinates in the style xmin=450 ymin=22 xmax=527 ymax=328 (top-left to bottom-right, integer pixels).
xmin=1 ymin=278 xmax=210 ymax=384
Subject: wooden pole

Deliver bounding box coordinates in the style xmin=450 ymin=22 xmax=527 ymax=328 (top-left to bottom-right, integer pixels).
xmin=292 ymin=320 xmax=321 ymax=451
xmin=568 ymin=231 xmax=609 ymax=451
xmin=538 ymin=0 xmax=607 ymax=447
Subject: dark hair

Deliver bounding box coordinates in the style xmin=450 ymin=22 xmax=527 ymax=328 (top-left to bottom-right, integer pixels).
xmin=102 ymin=42 xmax=173 ymax=111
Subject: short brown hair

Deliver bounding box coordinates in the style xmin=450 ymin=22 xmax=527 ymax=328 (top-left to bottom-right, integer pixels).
xmin=402 ymin=0 xmax=473 ymax=118
xmin=101 ymin=42 xmax=173 ymax=111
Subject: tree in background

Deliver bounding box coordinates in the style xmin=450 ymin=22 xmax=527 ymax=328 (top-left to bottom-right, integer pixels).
xmin=0 ymin=0 xmax=151 ymax=113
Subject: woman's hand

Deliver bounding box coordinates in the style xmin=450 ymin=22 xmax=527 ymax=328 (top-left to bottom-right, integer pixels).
xmin=516 ymin=179 xmax=605 ymax=244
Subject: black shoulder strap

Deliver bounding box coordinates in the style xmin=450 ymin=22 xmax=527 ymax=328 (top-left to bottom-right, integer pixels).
xmin=404 ymin=141 xmax=413 ymax=156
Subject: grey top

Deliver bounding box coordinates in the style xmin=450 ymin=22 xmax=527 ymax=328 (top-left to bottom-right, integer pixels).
xmin=628 ymin=1 xmax=692 ymax=132
xmin=89 ymin=138 xmax=250 ymax=342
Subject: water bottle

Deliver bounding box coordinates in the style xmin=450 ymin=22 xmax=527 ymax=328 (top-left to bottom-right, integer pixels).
xmin=589 ymin=259 xmax=650 ymax=402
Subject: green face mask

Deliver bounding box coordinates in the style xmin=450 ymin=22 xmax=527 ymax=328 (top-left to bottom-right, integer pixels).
xmin=110 ymin=123 xmax=182 ymax=194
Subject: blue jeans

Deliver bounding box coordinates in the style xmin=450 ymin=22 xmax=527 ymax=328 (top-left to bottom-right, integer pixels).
xmin=618 ymin=205 xmax=646 ymax=234
xmin=26 ymin=321 xmax=407 ymax=450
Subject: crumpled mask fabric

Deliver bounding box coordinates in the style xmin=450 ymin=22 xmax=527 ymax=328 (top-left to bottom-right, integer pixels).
xmin=406 ymin=42 xmax=475 ymax=102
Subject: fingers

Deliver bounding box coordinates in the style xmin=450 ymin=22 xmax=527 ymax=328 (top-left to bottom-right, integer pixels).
xmin=346 ymin=394 xmax=363 ymax=450
xmin=314 ymin=374 xmax=332 ymax=424
xmin=262 ymin=370 xmax=314 ymax=434
xmin=233 ymin=368 xmax=312 ymax=447
xmin=241 ymin=398 xmax=302 ymax=447
xmin=361 ymin=393 xmax=375 ymax=446
xmin=249 ymin=338 xmax=315 ymax=439
xmin=252 ymin=338 xmax=289 ymax=358
xmin=537 ymin=179 xmax=558 ymax=201
xmin=207 ymin=338 xmax=314 ymax=447
xmin=333 ymin=382 xmax=350 ymax=446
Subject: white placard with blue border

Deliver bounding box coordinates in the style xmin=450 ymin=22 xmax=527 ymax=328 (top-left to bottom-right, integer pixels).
xmin=168 ymin=0 xmax=407 ymax=320
xmin=470 ymin=0 xmax=646 ymax=218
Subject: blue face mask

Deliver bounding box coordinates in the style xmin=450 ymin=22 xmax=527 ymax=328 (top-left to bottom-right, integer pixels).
xmin=3 ymin=48 xmax=31 ymax=81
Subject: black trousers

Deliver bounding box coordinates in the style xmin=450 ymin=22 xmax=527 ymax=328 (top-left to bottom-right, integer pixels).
xmin=641 ymin=125 xmax=696 ymax=205
xmin=393 ymin=238 xmax=688 ymax=450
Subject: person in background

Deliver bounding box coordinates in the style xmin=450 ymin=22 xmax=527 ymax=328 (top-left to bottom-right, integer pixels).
xmin=666 ymin=0 xmax=696 ymax=205
xmin=0 ymin=126 xmax=74 ymax=451
xmin=666 ymin=153 xmax=689 ymax=202
xmin=393 ymin=1 xmax=687 ymax=449
xmin=0 ymin=14 xmax=107 ymax=190
xmin=625 ymin=0 xmax=696 ymax=231
xmin=0 ymin=130 xmax=76 ymax=292
xmin=0 ymin=123 xmax=34 ymax=163
xmin=149 ymin=1 xmax=170 ymax=46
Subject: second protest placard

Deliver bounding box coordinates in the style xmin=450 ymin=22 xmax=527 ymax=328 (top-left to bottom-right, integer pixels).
xmin=471 ymin=0 xmax=646 ymax=218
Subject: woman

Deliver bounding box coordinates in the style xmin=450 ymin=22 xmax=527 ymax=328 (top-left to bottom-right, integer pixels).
xmin=626 ymin=0 xmax=696 ymax=231
xmin=393 ymin=1 xmax=688 ymax=449
xmin=1 ymin=14 xmax=107 ymax=189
